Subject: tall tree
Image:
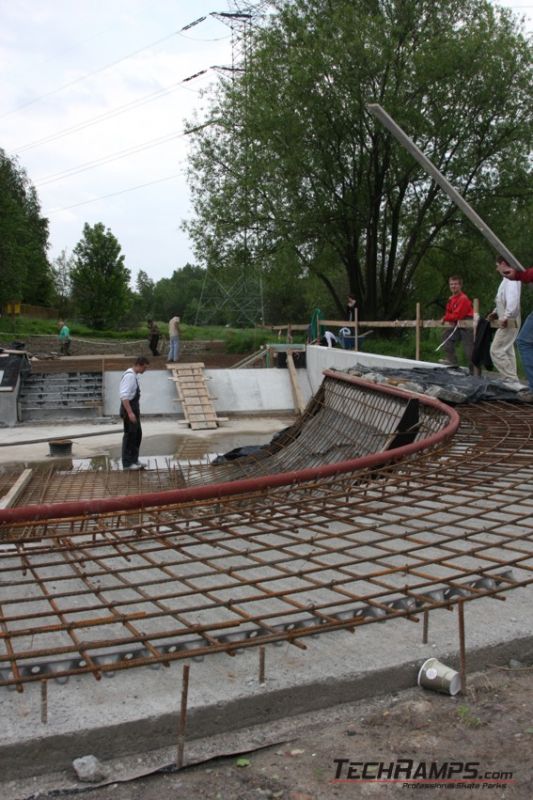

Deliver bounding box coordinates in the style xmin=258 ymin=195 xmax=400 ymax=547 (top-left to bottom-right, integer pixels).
xmin=0 ymin=149 xmax=52 ymax=307
xmin=152 ymin=264 xmax=207 ymax=323
xmin=71 ymin=223 xmax=131 ymax=329
xmin=185 ymin=0 xmax=532 ymax=320
xmin=51 ymin=249 xmax=74 ymax=315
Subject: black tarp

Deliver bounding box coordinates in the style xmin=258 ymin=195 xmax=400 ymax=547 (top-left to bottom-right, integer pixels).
xmin=345 ymin=364 xmax=525 ymax=404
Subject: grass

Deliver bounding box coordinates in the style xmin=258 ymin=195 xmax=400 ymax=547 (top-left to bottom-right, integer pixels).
xmin=457 ymin=704 xmax=483 ymax=728
xmin=0 ymin=316 xmax=275 ymax=353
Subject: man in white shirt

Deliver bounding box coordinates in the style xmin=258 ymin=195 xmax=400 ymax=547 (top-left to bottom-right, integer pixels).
xmin=119 ymin=356 xmax=149 ymax=470
xmin=167 ymin=314 xmax=181 ymax=362
xmin=489 ymin=258 xmax=522 ymax=388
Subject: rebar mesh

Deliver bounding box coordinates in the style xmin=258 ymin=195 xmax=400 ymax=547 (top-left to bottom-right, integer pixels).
xmin=0 ymin=382 xmax=532 ymax=690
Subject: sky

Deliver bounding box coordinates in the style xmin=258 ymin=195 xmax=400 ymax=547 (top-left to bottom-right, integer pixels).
xmin=1 ymin=1 xmax=531 ymax=287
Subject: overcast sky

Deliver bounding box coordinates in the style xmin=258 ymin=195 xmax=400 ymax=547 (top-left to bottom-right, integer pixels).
xmin=1 ymin=1 xmax=530 ymax=287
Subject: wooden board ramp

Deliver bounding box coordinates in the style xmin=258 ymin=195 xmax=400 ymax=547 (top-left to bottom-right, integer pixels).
xmin=166 ymin=362 xmax=227 ymax=429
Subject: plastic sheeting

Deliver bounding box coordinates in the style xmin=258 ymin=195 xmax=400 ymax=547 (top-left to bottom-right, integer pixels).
xmin=345 ymin=364 xmax=525 ymax=404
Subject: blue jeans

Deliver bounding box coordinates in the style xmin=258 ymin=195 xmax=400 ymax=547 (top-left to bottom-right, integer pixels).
xmin=516 ymin=311 xmax=533 ymax=389
xmin=167 ymin=335 xmax=180 ymax=362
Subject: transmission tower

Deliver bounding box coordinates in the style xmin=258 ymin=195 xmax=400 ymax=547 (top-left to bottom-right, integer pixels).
xmin=195 ymin=2 xmax=270 ymax=327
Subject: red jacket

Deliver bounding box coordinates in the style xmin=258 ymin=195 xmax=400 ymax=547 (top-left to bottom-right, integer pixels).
xmin=443 ymin=291 xmax=474 ymax=322
xmin=515 ymin=267 xmax=533 ymax=283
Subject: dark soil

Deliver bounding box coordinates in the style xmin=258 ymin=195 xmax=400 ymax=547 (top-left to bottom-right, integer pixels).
xmin=29 ymin=352 xmax=244 ymax=373
xmin=34 ymin=665 xmax=533 ymax=800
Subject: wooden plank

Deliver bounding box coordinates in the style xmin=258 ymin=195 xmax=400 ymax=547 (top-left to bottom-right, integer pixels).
xmin=286 ymin=351 xmax=307 ymax=415
xmin=0 ymin=469 xmax=33 ymax=509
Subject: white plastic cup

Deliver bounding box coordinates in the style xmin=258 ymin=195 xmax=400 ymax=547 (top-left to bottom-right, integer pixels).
xmin=417 ymin=657 xmax=461 ymax=696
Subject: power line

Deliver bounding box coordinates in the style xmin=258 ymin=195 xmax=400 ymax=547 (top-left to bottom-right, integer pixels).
xmin=14 ymin=71 xmax=209 ymax=154
xmin=1 ymin=14 xmax=216 ymax=121
xmin=0 ymin=30 xmax=181 ymax=121
xmin=35 ymin=130 xmax=187 ymax=187
xmin=48 ymin=173 xmax=180 ymax=213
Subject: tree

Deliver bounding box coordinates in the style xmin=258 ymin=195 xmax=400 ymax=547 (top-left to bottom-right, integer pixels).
xmin=185 ymin=0 xmax=532 ymax=320
xmin=152 ymin=264 xmax=208 ymax=323
xmin=71 ymin=223 xmax=131 ymax=328
xmin=135 ymin=270 xmax=155 ymax=314
xmin=0 ymin=149 xmax=52 ymax=307
xmin=51 ymin=249 xmax=74 ymax=315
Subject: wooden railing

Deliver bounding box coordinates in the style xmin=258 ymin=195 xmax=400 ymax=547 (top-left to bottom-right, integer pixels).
xmin=269 ymin=301 xmax=517 ymax=361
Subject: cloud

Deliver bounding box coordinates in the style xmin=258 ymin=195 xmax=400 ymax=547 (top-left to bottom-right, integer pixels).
xmin=0 ymin=0 xmax=229 ymax=282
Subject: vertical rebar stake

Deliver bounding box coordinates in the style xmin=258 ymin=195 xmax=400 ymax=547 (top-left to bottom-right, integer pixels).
xmin=41 ymin=679 xmax=48 ymax=724
xmin=176 ymin=664 xmax=190 ymax=769
xmin=458 ymin=601 xmax=467 ymax=695
xmin=422 ymin=610 xmax=429 ymax=644
xmin=259 ymin=646 xmax=266 ymax=684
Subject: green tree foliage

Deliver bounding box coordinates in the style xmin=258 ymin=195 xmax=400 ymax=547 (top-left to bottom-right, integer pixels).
xmin=135 ymin=270 xmax=155 ymax=315
xmin=185 ymin=0 xmax=532 ymax=321
xmin=51 ymin=249 xmax=74 ymax=316
xmin=152 ymin=264 xmax=207 ymax=323
xmin=71 ymin=223 xmax=131 ymax=329
xmin=0 ymin=149 xmax=52 ymax=307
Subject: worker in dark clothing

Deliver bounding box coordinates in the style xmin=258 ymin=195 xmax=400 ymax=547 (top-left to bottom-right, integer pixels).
xmin=147 ymin=320 xmax=160 ymax=356
xmin=119 ymin=356 xmax=149 ymax=470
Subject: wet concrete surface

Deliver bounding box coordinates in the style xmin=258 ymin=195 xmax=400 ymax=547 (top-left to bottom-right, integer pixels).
xmin=0 ymin=417 xmax=293 ymax=469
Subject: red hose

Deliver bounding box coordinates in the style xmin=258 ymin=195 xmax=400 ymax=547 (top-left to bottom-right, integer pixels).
xmin=0 ymin=372 xmax=459 ymax=525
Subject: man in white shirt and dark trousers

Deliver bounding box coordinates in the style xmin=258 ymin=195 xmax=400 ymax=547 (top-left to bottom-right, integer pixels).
xmin=167 ymin=314 xmax=181 ymax=362
xmin=119 ymin=356 xmax=149 ymax=470
xmin=489 ymin=257 xmax=522 ymax=389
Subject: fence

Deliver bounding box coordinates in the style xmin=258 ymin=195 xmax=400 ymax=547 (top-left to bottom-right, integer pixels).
xmin=270 ymin=300 xmax=516 ymax=362
xmin=1 ymin=304 xmax=58 ymax=320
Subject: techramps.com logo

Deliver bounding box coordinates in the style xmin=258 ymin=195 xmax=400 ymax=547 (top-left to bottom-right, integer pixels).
xmin=332 ymin=759 xmax=515 ymax=789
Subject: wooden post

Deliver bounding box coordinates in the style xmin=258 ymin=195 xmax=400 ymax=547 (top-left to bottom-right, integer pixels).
xmin=415 ymin=302 xmax=421 ymax=361
xmin=286 ymin=351 xmax=306 ymax=414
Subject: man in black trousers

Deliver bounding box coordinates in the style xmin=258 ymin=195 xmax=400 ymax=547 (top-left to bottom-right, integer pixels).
xmin=119 ymin=356 xmax=149 ymax=470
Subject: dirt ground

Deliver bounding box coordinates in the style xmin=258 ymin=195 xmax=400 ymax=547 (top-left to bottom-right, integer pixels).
xmin=22 ymin=663 xmax=532 ymax=800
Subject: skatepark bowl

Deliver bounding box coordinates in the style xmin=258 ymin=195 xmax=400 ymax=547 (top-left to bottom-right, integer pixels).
xmin=0 ymin=370 xmax=532 ymax=692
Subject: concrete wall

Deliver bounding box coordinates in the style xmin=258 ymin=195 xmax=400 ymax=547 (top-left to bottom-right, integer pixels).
xmin=0 ymin=383 xmax=19 ymax=427
xmin=0 ymin=355 xmax=20 ymax=427
xmin=103 ymin=367 xmax=313 ymax=416
xmin=305 ymin=345 xmax=443 ymax=393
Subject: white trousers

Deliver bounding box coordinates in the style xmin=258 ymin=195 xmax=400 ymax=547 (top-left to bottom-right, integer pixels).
xmin=490 ymin=319 xmax=520 ymax=382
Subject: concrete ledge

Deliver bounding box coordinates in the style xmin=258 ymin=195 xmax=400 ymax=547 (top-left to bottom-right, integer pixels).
xmin=305 ymin=345 xmax=444 ymax=393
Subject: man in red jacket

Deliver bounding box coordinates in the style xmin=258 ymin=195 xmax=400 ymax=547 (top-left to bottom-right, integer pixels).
xmin=440 ymin=275 xmax=474 ymax=369
xmin=497 ymin=258 xmax=533 ymax=400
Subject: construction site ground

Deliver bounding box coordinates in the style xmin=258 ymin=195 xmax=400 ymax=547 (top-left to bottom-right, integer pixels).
xmin=27 ymin=351 xmax=244 ymax=372
xmin=4 ymin=663 xmax=532 ymax=800
xmin=1 ymin=364 xmax=532 ymax=800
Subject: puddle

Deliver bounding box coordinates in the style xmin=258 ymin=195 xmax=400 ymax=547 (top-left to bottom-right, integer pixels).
xmin=106 ymin=432 xmax=275 ymax=461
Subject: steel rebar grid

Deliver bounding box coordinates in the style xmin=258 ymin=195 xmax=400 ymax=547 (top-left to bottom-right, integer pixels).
xmin=0 ymin=399 xmax=532 ymax=690
xmin=1 ymin=373 xmax=453 ymax=513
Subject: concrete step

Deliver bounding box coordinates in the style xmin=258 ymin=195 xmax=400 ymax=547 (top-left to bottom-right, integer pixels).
xmin=19 ymin=372 xmax=103 ymax=421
